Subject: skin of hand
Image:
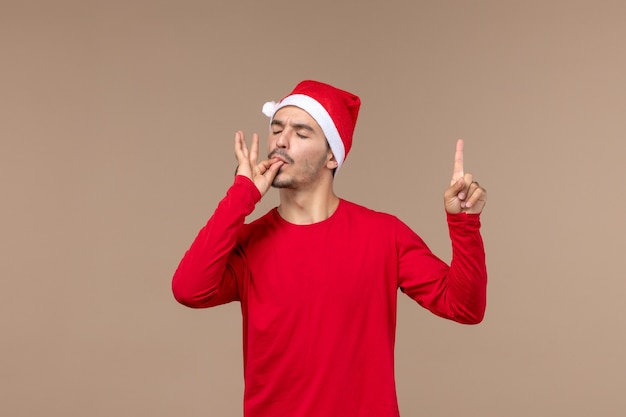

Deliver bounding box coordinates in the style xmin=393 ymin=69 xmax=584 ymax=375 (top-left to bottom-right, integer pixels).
xmin=234 ymin=130 xmax=284 ymax=196
xmin=443 ymin=139 xmax=487 ymax=214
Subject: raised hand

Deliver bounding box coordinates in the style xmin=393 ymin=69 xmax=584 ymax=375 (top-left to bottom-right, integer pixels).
xmin=234 ymin=131 xmax=284 ymax=197
xmin=443 ymin=139 xmax=486 ymax=214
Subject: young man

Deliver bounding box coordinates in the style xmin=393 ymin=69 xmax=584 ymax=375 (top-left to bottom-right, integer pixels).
xmin=172 ymin=80 xmax=487 ymax=417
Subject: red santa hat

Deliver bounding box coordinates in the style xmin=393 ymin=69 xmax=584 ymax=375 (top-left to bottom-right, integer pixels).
xmin=262 ymin=80 xmax=361 ymax=173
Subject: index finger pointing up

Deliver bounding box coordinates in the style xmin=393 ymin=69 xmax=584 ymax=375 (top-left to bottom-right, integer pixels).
xmin=452 ymin=138 xmax=464 ymax=181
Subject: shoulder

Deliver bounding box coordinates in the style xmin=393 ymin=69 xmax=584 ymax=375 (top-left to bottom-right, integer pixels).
xmin=247 ymin=209 xmax=276 ymax=226
xmin=339 ymin=199 xmax=400 ymax=227
xmin=339 ymin=200 xmax=423 ymax=240
xmin=237 ymin=209 xmax=277 ymax=241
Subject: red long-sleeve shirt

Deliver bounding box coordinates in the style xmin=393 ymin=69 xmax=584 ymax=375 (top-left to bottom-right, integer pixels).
xmin=172 ymin=175 xmax=487 ymax=417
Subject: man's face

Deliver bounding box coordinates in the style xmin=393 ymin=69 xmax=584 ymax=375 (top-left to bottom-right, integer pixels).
xmin=268 ymin=106 xmax=336 ymax=189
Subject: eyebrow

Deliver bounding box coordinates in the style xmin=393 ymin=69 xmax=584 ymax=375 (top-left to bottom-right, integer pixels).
xmin=271 ymin=119 xmax=315 ymax=132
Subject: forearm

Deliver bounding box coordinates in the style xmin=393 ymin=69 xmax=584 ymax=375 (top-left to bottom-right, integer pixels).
xmin=444 ymin=212 xmax=488 ymax=324
xmin=171 ymin=176 xmax=260 ymax=307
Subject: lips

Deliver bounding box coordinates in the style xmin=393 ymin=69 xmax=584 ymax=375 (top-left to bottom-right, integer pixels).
xmin=269 ymin=150 xmax=293 ymax=164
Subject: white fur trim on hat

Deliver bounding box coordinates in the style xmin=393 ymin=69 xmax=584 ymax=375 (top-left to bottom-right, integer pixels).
xmin=262 ymin=94 xmax=345 ymax=170
xmin=262 ymin=101 xmax=278 ymax=118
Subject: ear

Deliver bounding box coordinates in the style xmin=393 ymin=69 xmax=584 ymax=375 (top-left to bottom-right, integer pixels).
xmin=326 ymin=149 xmax=338 ymax=169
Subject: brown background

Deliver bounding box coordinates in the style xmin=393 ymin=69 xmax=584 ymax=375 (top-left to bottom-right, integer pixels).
xmin=2 ymin=0 xmax=625 ymax=416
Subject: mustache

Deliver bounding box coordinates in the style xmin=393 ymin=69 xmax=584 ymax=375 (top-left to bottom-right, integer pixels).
xmin=268 ymin=149 xmax=294 ymax=164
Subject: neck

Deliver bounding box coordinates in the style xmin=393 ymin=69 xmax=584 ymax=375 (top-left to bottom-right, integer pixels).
xmin=277 ymin=183 xmax=339 ymax=225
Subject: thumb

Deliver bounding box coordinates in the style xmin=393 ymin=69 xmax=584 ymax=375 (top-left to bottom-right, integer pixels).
xmin=265 ymin=160 xmax=284 ymax=179
xmin=252 ymin=159 xmax=284 ymax=197
xmin=445 ymin=177 xmax=465 ymax=199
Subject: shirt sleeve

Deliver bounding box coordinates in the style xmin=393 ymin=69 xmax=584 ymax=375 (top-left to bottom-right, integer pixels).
xmin=171 ymin=176 xmax=261 ymax=308
xmin=396 ymin=212 xmax=487 ymax=324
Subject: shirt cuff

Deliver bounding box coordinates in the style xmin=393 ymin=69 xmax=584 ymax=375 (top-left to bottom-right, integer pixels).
xmin=446 ymin=211 xmax=481 ymax=232
xmin=233 ymin=175 xmax=262 ymax=205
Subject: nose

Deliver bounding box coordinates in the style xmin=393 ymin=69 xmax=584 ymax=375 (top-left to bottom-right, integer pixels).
xmin=274 ymin=127 xmax=289 ymax=149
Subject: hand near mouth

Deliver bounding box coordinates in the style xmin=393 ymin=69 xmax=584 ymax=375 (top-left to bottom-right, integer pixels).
xmin=234 ymin=130 xmax=284 ymax=196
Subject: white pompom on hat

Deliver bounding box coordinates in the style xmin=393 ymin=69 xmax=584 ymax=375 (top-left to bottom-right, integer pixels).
xmin=262 ymin=80 xmax=361 ymax=173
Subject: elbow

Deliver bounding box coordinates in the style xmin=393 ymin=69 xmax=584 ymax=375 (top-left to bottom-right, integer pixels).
xmin=172 ymin=287 xmax=196 ymax=308
xmin=454 ymin=304 xmax=486 ymax=325
xmin=460 ymin=311 xmax=485 ymax=325
xmin=171 ymin=279 xmax=209 ymax=309
xmin=452 ymin=282 xmax=487 ymax=325
xmin=172 ymin=290 xmax=198 ymax=308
